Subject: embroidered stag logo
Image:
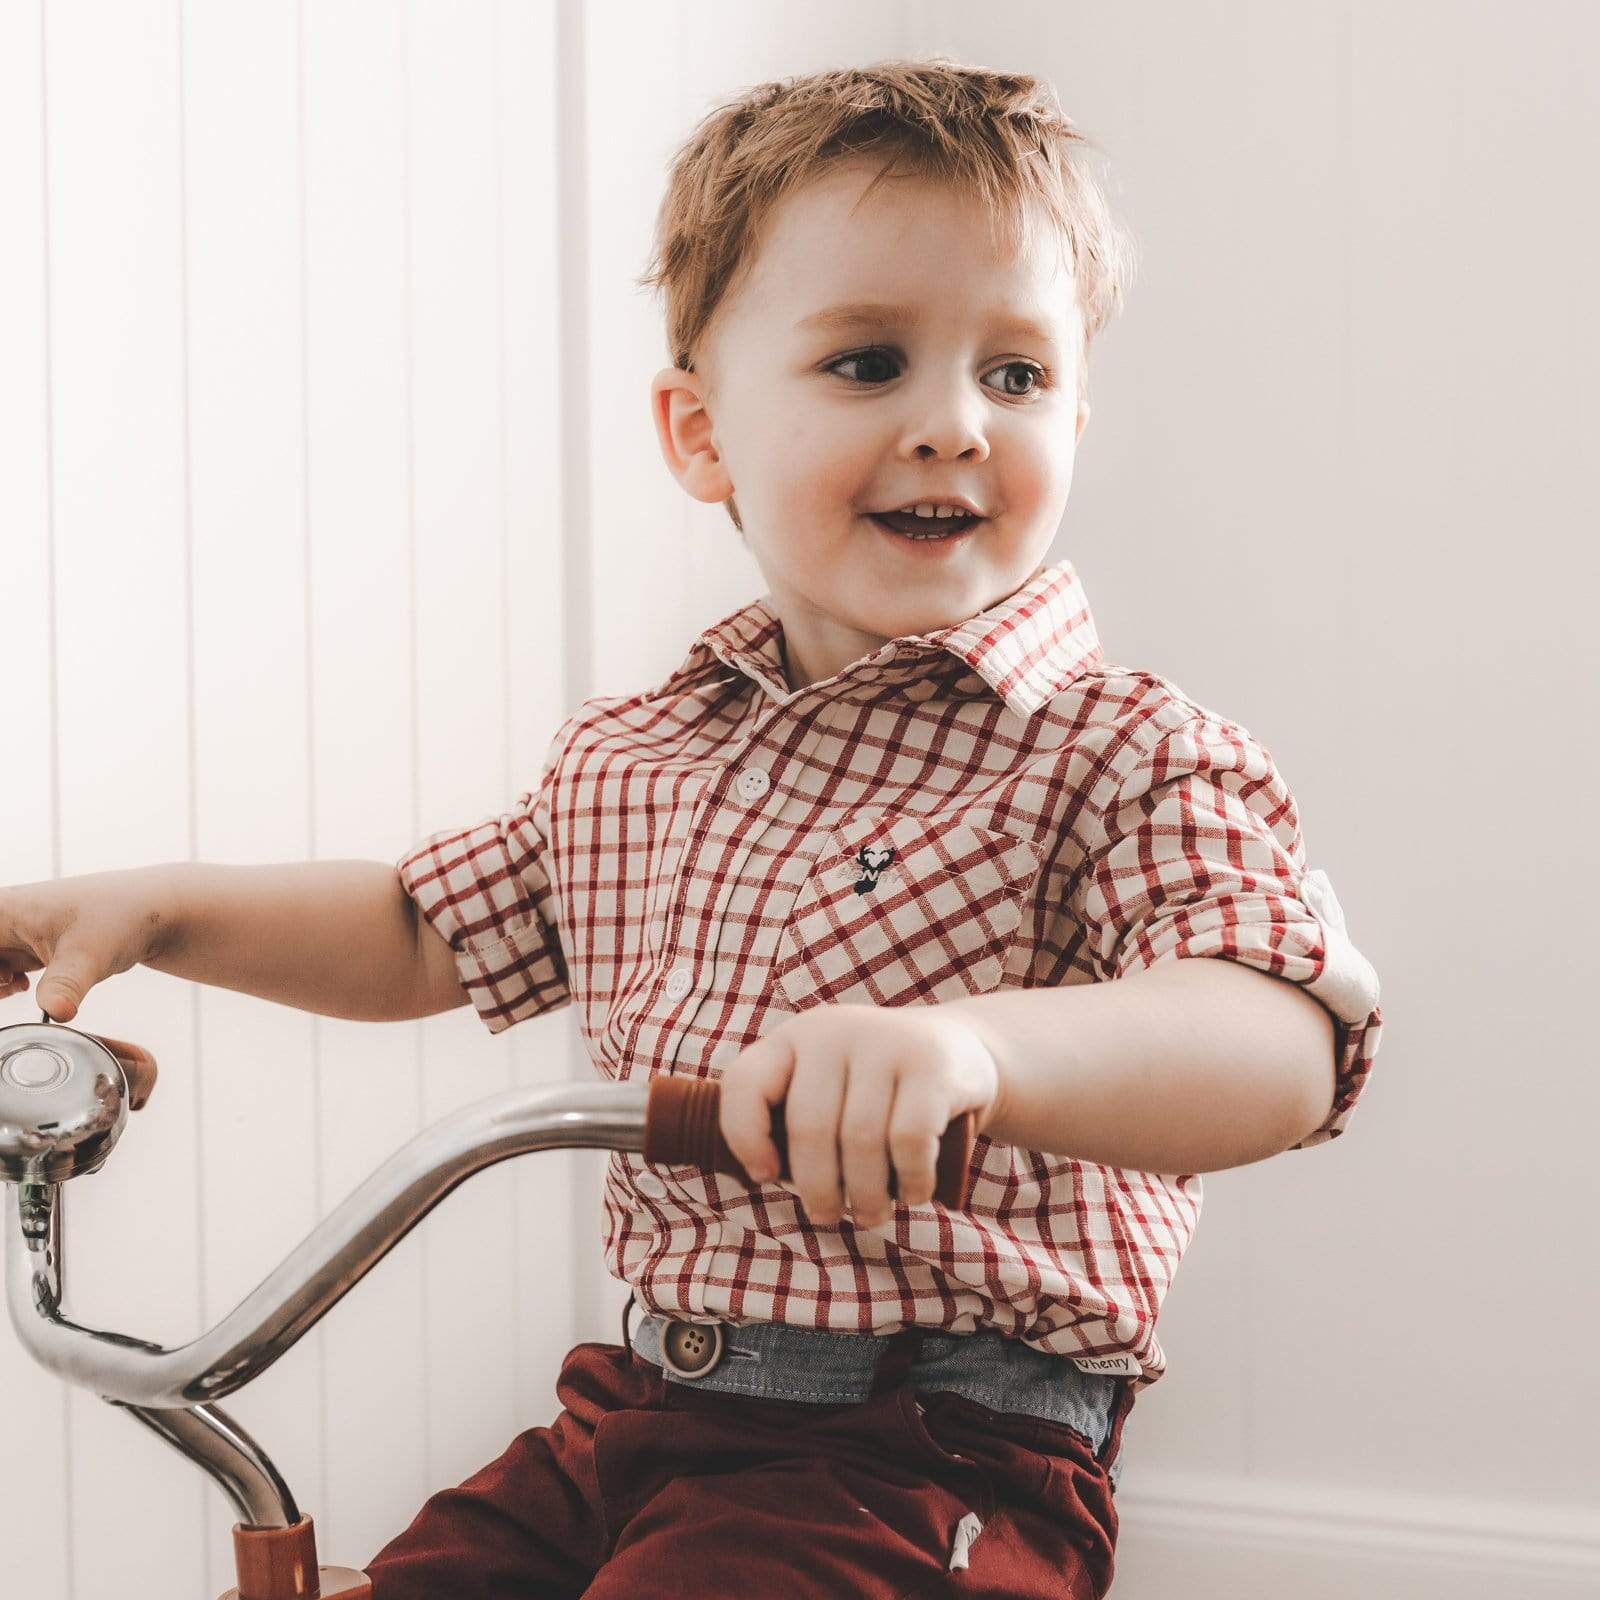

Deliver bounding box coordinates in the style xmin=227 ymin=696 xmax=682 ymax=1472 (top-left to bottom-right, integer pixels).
xmin=852 ymin=844 xmax=896 ymax=896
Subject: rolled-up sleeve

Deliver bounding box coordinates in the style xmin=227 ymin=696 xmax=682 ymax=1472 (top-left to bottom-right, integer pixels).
xmin=1073 ymin=707 xmax=1383 ymax=1149
xmin=396 ymin=730 xmax=571 ymax=1034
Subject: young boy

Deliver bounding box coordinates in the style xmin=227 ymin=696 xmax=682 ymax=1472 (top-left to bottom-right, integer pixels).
xmin=367 ymin=57 xmax=1382 ymax=1597
xmin=1 ymin=59 xmax=1382 ymax=1599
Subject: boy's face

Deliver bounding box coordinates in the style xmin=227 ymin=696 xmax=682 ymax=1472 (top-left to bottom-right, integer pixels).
xmin=651 ymin=159 xmax=1090 ymax=691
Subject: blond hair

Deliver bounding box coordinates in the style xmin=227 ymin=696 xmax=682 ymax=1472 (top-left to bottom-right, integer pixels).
xmin=637 ymin=56 xmax=1139 ymax=532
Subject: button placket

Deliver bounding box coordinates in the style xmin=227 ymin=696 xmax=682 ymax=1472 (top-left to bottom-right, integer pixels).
xmin=616 ymin=702 xmax=819 ymax=1075
xmin=654 ymin=746 xmax=782 ymax=1030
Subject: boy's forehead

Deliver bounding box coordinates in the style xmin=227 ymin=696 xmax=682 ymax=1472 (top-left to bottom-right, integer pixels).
xmin=732 ymin=162 xmax=1075 ymax=340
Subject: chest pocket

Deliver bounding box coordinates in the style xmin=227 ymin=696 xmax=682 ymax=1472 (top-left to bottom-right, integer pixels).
xmin=773 ymin=814 xmax=1040 ymax=1011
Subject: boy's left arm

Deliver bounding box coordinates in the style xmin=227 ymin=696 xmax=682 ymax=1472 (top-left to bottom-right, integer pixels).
xmin=718 ymin=962 xmax=1336 ymax=1225
xmin=942 ymin=705 xmax=1382 ymax=1176
xmin=720 ymin=706 xmax=1383 ymax=1216
xmin=942 ymin=956 xmax=1337 ymax=1174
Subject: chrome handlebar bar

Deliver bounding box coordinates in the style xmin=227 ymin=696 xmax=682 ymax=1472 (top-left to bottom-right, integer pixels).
xmin=5 ymin=1074 xmax=653 ymax=1409
xmin=1 ymin=1018 xmax=974 ymax=1531
xmin=0 ymin=1020 xmax=657 ymax=1528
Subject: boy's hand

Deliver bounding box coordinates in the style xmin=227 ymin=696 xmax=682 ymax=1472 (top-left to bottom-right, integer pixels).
xmin=0 ymin=872 xmax=176 ymax=1024
xmin=718 ymin=1002 xmax=1000 ymax=1227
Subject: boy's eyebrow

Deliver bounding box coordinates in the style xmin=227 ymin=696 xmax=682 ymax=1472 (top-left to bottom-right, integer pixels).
xmin=795 ymin=300 xmax=1062 ymax=346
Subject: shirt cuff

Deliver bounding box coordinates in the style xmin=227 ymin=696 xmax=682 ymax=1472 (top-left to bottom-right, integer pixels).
xmin=397 ymin=810 xmax=570 ymax=1035
xmin=1115 ymin=864 xmax=1381 ymax=1148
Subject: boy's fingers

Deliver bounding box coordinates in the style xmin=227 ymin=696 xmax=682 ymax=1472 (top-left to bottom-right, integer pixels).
xmin=837 ymin=1064 xmax=896 ymax=1226
xmin=83 ymin=1033 xmax=159 ymax=1112
xmin=718 ymin=1030 xmax=797 ymax=1183
xmin=38 ymin=960 xmax=96 ymax=1024
xmin=781 ymin=1047 xmax=848 ymax=1225
xmin=886 ymin=1083 xmax=945 ymax=1208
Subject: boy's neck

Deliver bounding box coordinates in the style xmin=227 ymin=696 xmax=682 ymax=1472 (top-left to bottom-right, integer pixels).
xmin=769 ymin=594 xmax=895 ymax=694
xmin=778 ymin=635 xmax=808 ymax=694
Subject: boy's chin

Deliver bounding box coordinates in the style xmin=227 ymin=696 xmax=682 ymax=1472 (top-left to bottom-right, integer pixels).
xmin=839 ymin=589 xmax=981 ymax=642
xmin=861 ymin=561 xmax=1050 ymax=639
xmin=762 ymin=540 xmax=1030 ymax=638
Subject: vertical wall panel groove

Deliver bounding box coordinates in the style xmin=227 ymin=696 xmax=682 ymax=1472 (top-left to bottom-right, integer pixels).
xmin=37 ymin=0 xmax=60 ymax=895
xmin=54 ymin=119 xmax=74 ymax=1596
xmin=290 ymin=0 xmax=331 ymax=1527
xmin=173 ymin=0 xmax=210 ymax=1581
xmin=556 ymin=0 xmax=592 ymax=707
xmin=407 ymin=0 xmax=525 ymax=1496
xmin=393 ymin=0 xmax=431 ymax=1496
xmin=302 ymin=0 xmax=425 ymax=1568
xmin=42 ymin=0 xmax=74 ymax=1587
xmin=491 ymin=0 xmax=520 ymax=1395
xmin=498 ymin=0 xmax=580 ymax=1410
xmin=183 ymin=2 xmax=322 ymax=1589
xmin=555 ymin=0 xmax=610 ymax=1342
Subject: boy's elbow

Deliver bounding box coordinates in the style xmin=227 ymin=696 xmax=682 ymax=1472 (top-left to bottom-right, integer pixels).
xmin=1236 ymin=961 xmax=1342 ymax=1132
xmin=1247 ymin=970 xmax=1338 ymax=1151
xmin=1283 ymin=1013 xmax=1339 ymax=1149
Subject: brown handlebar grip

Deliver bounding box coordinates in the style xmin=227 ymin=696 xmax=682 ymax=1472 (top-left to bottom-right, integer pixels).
xmin=643 ymin=1076 xmax=976 ymax=1211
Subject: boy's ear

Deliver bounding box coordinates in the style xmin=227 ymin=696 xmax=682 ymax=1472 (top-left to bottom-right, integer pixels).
xmin=1075 ymin=400 xmax=1091 ymax=442
xmin=650 ymin=367 xmax=734 ymax=505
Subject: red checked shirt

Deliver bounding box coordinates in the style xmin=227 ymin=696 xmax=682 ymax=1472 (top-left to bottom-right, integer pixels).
xmin=397 ymin=561 xmax=1383 ymax=1392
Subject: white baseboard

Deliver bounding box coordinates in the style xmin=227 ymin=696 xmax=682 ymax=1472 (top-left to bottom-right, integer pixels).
xmin=1108 ymin=1469 xmax=1600 ymax=1600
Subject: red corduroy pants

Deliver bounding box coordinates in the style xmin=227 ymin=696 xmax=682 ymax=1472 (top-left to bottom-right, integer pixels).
xmin=365 ymin=1334 xmax=1135 ymax=1598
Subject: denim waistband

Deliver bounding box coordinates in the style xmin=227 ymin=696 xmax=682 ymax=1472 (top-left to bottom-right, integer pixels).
xmin=628 ymin=1311 xmax=1121 ymax=1460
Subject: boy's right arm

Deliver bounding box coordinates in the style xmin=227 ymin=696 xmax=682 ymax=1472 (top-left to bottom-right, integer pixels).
xmin=0 ymin=861 xmax=468 ymax=1025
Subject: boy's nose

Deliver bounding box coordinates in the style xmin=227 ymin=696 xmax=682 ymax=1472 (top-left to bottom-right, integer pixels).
xmin=906 ymin=430 xmax=989 ymax=464
xmin=898 ymin=393 xmax=990 ymax=462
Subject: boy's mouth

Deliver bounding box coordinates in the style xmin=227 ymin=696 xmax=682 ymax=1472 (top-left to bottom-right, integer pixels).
xmin=867 ymin=509 xmax=984 ymax=542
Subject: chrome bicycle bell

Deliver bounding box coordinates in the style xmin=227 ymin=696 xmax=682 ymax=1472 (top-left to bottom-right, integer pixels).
xmin=0 ymin=1021 xmax=128 ymax=1184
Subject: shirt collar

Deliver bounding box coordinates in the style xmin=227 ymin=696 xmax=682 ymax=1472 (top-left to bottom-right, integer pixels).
xmin=667 ymin=560 xmax=1103 ymax=719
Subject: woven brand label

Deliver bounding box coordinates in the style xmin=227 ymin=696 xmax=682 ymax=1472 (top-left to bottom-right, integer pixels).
xmin=1070 ymin=1352 xmax=1141 ymax=1377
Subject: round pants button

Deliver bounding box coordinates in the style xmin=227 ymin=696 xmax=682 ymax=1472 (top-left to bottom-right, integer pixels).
xmin=660 ymin=1318 xmax=725 ymax=1379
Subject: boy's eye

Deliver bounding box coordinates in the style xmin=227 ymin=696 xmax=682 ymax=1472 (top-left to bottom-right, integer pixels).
xmin=982 ymin=362 xmax=1047 ymax=398
xmin=827 ymin=348 xmax=901 ymax=385
xmin=824 ymin=347 xmax=1048 ymax=398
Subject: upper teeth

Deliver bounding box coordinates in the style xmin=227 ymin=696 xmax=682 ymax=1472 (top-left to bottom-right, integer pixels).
xmin=899 ymin=503 xmax=966 ymax=518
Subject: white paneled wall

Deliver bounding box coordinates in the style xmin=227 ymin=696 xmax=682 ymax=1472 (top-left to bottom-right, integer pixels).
xmin=1 ymin=2 xmax=579 ymax=1595
xmin=3 ymin=2 xmax=1598 ymax=1597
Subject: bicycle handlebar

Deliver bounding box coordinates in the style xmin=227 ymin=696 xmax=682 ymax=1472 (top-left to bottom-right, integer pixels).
xmin=2 ymin=1019 xmax=980 ymax=1541
xmin=2 ymin=1022 xmax=977 ymax=1415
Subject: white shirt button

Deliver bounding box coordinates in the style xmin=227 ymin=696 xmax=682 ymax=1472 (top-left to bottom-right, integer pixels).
xmin=664 ymin=966 xmax=693 ymax=1001
xmin=635 ymin=1170 xmax=667 ymax=1199
xmin=734 ymin=766 xmax=771 ymax=801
